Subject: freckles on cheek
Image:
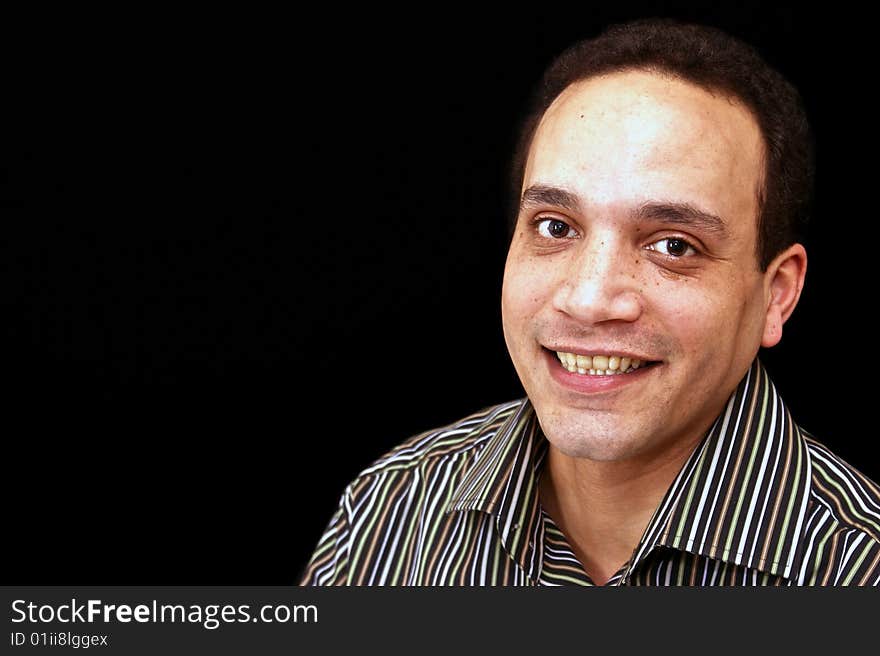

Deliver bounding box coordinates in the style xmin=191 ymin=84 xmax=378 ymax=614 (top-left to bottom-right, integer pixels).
xmin=505 ymin=259 xmax=550 ymax=313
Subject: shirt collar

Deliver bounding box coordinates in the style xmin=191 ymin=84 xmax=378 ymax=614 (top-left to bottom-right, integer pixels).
xmin=446 ymin=358 xmax=813 ymax=582
xmin=637 ymin=358 xmax=813 ymax=580
xmin=446 ymin=399 xmax=546 ymax=579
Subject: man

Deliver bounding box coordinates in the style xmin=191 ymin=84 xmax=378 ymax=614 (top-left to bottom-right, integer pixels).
xmin=300 ymin=19 xmax=880 ymax=586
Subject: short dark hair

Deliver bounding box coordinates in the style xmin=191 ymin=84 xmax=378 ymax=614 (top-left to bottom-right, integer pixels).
xmin=508 ymin=18 xmax=814 ymax=270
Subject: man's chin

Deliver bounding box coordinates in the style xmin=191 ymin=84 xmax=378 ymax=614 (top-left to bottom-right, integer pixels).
xmin=538 ymin=413 xmax=648 ymax=462
xmin=547 ymin=435 xmax=644 ymax=463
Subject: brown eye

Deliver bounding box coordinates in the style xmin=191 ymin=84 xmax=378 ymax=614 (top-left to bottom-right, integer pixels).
xmin=647 ymin=237 xmax=696 ymax=257
xmin=666 ymin=238 xmax=688 ymax=256
xmin=537 ymin=218 xmax=577 ymax=239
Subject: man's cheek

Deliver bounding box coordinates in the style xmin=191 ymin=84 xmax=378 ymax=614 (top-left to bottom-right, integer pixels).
xmin=660 ymin=290 xmax=718 ymax=336
xmin=519 ymin=263 xmax=554 ymax=305
xmin=503 ymin=277 xmax=542 ymax=319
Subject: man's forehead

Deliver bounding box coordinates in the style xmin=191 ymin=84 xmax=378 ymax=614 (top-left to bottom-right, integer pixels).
xmin=545 ymin=69 xmax=751 ymax=124
xmin=534 ymin=71 xmax=762 ymax=165
xmin=523 ymin=70 xmax=765 ymax=234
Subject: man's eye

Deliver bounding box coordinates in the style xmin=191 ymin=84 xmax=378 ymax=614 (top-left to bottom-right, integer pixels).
xmin=536 ymin=218 xmax=577 ymax=239
xmin=646 ymin=237 xmax=696 ymax=257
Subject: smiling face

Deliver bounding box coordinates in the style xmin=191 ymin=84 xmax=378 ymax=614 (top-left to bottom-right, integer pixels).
xmin=501 ymin=69 xmax=775 ymax=464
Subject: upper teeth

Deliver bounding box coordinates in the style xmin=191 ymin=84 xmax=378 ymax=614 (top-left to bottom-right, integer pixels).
xmin=555 ymin=351 xmax=644 ymax=375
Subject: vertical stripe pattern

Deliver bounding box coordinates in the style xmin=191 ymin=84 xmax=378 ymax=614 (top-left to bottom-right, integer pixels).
xmin=300 ymin=360 xmax=880 ymax=586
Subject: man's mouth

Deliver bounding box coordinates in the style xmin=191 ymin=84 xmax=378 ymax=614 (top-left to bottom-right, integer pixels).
xmin=551 ymin=349 xmax=660 ymax=376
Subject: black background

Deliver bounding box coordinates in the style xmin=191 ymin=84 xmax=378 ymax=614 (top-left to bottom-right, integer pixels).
xmin=5 ymin=5 xmax=878 ymax=584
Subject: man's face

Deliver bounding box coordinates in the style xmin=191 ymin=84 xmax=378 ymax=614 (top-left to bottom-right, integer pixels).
xmin=501 ymin=70 xmax=771 ymax=464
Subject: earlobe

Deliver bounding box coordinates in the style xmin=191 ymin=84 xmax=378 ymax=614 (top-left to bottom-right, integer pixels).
xmin=761 ymin=244 xmax=807 ymax=348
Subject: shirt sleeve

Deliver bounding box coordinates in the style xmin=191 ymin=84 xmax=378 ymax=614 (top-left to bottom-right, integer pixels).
xmin=298 ymin=489 xmax=352 ymax=586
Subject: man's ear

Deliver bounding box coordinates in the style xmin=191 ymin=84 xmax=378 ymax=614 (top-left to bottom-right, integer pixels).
xmin=761 ymin=243 xmax=807 ymax=348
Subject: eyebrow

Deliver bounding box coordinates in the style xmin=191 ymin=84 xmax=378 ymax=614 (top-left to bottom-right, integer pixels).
xmin=520 ymin=184 xmax=728 ymax=237
xmin=519 ymin=184 xmax=582 ymax=214
xmin=634 ymin=201 xmax=729 ymax=238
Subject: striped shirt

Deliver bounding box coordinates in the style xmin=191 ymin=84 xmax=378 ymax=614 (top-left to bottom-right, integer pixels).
xmin=299 ymin=359 xmax=880 ymax=585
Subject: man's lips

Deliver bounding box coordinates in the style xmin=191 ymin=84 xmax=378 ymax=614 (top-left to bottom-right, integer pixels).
xmin=542 ymin=347 xmax=661 ymax=393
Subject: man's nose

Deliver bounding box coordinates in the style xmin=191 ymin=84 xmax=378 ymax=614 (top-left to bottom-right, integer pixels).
xmin=552 ymin=234 xmax=643 ymax=324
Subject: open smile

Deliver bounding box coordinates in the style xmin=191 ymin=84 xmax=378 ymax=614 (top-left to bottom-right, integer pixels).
xmin=552 ymin=350 xmax=654 ymax=375
xmin=542 ymin=347 xmax=662 ymax=392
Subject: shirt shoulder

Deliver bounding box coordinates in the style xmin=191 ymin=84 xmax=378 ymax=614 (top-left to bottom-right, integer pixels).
xmin=299 ymin=398 xmax=528 ymax=585
xmin=354 ymin=398 xmax=526 ymax=481
xmin=800 ymin=432 xmax=880 ymax=584
xmin=803 ymin=432 xmax=880 ymax=539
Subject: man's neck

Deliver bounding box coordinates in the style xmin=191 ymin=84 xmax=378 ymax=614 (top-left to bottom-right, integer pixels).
xmin=538 ymin=438 xmax=702 ymax=585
